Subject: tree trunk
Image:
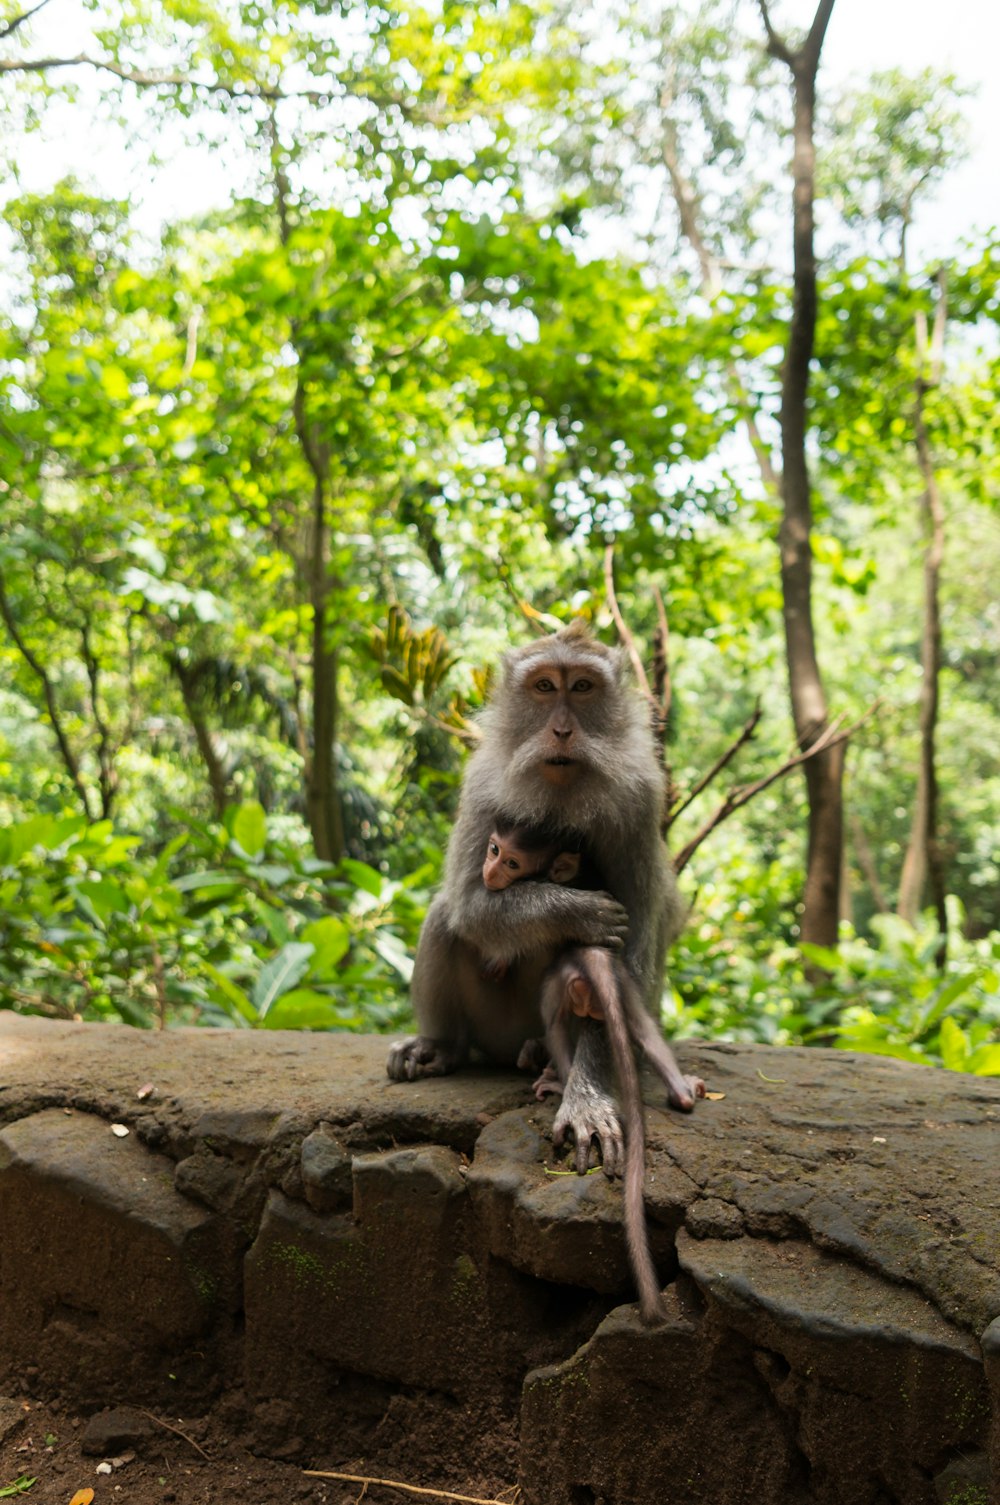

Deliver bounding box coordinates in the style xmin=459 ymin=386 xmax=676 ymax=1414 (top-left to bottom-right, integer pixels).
xmin=172 ymin=661 xmax=230 ymax=818
xmin=271 ymin=119 xmax=345 ymax=866
xmin=897 ymin=280 xmax=948 ymax=954
xmin=760 ymin=0 xmax=842 ymax=949
xmin=295 ymin=381 xmax=346 ymax=865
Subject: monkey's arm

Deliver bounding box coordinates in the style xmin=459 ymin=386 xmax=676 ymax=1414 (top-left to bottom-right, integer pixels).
xmin=451 ymin=874 xmax=629 ymax=964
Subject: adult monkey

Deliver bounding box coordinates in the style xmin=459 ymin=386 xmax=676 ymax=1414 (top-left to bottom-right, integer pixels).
xmin=386 ymin=620 xmax=698 ymax=1171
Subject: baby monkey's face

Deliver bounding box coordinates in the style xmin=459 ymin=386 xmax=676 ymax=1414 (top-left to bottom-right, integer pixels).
xmin=482 ymin=832 xmax=550 ymax=891
xmin=482 ymin=831 xmax=581 ymax=892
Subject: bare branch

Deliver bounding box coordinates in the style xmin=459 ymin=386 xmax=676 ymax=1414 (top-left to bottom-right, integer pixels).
xmin=0 ymin=0 xmax=53 ymax=41
xmin=182 ymin=306 xmax=202 ymax=379
xmin=651 ymin=582 xmax=671 ymax=726
xmin=756 ymin=0 xmax=793 ymax=65
xmin=666 ymin=701 xmax=762 ymax=828
xmin=0 ymin=567 xmax=95 ymax=820
xmin=0 ymin=52 xmax=336 ymax=103
xmin=80 ymin=620 xmax=117 ymax=818
xmin=603 ymin=546 xmax=657 ymax=709
xmin=803 ymin=0 xmax=837 ymax=68
xmin=929 ymin=267 xmax=948 ymax=386
xmin=671 ymin=703 xmax=878 ymax=874
xmin=494 ymin=556 xmax=554 ymax=636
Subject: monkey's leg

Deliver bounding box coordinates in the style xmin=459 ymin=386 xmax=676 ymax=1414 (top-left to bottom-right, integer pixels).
xmin=630 ymin=1010 xmax=705 ymax=1111
xmin=551 ymin=1019 xmax=624 ymax=1178
xmin=386 ymin=898 xmax=470 ymax=1082
xmin=516 ymin=1036 xmax=548 ymax=1074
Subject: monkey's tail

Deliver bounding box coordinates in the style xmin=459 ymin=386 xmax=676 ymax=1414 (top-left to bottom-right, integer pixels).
xmin=590 ymin=954 xmax=664 ymax=1325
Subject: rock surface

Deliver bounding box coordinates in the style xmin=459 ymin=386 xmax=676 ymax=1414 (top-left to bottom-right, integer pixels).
xmin=0 ymin=1012 xmax=997 ymax=1505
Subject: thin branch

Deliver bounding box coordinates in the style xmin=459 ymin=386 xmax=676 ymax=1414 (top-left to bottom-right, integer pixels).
xmin=0 ymin=567 xmax=95 ymax=820
xmin=80 ymin=619 xmax=117 ymax=818
xmin=494 ymin=556 xmax=554 ymax=636
xmin=671 ymin=703 xmax=878 ymax=875
xmin=756 ymin=0 xmax=793 ymax=65
xmin=0 ymin=0 xmax=53 ymax=41
xmin=666 ymin=701 xmax=762 ymax=828
xmin=651 ymin=582 xmax=671 ymax=725
xmin=182 ymin=306 xmax=202 ymax=379
xmin=603 ymin=546 xmax=658 ymax=713
xmin=0 ymin=53 xmax=337 ymax=102
xmin=138 ymin=1410 xmax=211 ymax=1461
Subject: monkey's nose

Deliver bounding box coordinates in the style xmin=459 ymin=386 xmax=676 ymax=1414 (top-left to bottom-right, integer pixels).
xmin=553 ymin=726 xmax=573 ymax=740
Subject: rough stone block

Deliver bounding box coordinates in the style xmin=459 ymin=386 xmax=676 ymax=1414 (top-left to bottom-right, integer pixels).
xmin=0 ymin=1109 xmax=235 ymax=1403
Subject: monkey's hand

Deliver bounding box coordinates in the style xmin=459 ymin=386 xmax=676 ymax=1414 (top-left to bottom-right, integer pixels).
xmin=574 ymin=892 xmax=630 ymax=952
xmin=386 ymin=1035 xmax=464 ymax=1082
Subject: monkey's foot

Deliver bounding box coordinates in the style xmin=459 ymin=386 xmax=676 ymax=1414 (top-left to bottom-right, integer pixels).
xmin=386 ymin=1035 xmax=463 ymax=1082
xmin=531 ymin=1065 xmax=563 ymax=1101
xmin=665 ymin=1074 xmax=706 ymax=1112
xmin=553 ymin=1087 xmax=624 ymax=1177
xmin=516 ymin=1036 xmax=548 ymax=1075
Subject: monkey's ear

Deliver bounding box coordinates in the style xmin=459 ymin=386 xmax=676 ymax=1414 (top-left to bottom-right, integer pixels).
xmin=548 ymin=851 xmax=582 ymax=885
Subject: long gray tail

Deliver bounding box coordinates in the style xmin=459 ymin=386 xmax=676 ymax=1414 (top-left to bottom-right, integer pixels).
xmin=586 ymin=950 xmax=663 ymax=1324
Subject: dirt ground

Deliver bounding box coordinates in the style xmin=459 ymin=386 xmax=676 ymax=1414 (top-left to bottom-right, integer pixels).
xmin=0 ymin=1394 xmax=521 ymax=1505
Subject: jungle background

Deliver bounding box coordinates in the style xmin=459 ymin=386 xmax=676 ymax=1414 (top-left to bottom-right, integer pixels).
xmin=1 ymin=0 xmax=998 ymax=1076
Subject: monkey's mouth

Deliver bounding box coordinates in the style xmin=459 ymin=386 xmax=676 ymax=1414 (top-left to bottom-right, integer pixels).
xmin=545 ymin=756 xmax=575 ymax=766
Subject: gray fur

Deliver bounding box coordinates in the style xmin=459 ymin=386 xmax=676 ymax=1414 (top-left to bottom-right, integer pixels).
xmin=386 ymin=622 xmax=688 ymax=1161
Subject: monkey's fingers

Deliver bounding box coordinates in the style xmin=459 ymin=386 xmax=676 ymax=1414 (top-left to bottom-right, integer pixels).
xmin=588 ymin=893 xmax=630 ymax=951
xmin=387 ymin=1035 xmax=461 ymax=1081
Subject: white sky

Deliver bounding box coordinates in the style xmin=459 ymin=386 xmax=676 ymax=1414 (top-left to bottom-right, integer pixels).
xmin=819 ymin=0 xmax=1000 ymax=260
xmin=3 ymin=0 xmax=999 ymax=260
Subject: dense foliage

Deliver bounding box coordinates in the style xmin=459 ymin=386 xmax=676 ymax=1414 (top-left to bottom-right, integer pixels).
xmin=1 ymin=0 xmax=998 ymax=1074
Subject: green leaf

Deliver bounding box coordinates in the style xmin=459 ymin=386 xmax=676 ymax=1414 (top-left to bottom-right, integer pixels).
xmin=251 ymin=942 xmax=315 ymax=1017
xmin=372 ymin=931 xmax=414 ymax=983
xmin=968 ymin=1043 xmax=1000 ymax=1076
xmin=173 ymin=870 xmax=243 ymax=893
xmin=340 ymin=859 xmax=383 ymax=898
xmin=262 ymin=988 xmax=344 ymax=1029
xmin=299 ymin=916 xmax=351 ymax=976
xmin=231 ymin=801 xmax=267 ymax=858
xmin=938 ymin=1016 xmax=970 ymax=1072
xmin=199 ymin=962 xmax=257 ymax=1025
xmin=799 ymin=943 xmax=843 ymax=973
xmin=0 ymin=1476 xmax=37 ymax=1497
xmin=72 ymin=878 xmax=131 ymax=923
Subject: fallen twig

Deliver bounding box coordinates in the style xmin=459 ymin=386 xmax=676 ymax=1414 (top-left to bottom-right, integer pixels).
xmin=303 ymin=1470 xmax=517 ymax=1504
xmin=138 ymin=1410 xmax=211 ymax=1461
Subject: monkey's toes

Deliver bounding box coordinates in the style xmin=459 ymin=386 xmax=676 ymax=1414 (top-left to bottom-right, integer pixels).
xmin=553 ymin=1103 xmax=624 ymax=1177
xmin=666 ymin=1074 xmax=705 ymax=1111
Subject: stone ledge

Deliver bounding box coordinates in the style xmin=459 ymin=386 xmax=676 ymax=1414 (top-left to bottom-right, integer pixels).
xmin=0 ymin=1012 xmax=998 ymax=1505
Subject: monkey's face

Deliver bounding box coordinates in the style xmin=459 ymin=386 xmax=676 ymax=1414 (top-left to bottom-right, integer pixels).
xmin=483 ymin=833 xmax=549 ymax=891
xmin=517 ymin=659 xmax=611 ymax=787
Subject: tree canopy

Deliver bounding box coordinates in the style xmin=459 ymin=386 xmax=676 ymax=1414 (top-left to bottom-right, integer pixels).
xmin=1 ymin=0 xmax=998 ymax=1074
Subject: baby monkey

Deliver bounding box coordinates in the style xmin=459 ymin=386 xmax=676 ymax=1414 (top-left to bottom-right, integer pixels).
xmin=481 ymin=822 xmax=703 ymax=1323
xmin=481 ymin=827 xmax=602 ymax=1021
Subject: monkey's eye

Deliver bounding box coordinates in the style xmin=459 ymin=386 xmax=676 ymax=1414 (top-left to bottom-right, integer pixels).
xmin=488 ymin=841 xmax=500 ymax=857
xmin=534 ymin=677 xmax=556 ymax=692
xmin=505 ymin=858 xmax=520 ymax=872
xmin=571 ymin=678 xmax=594 ymax=693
